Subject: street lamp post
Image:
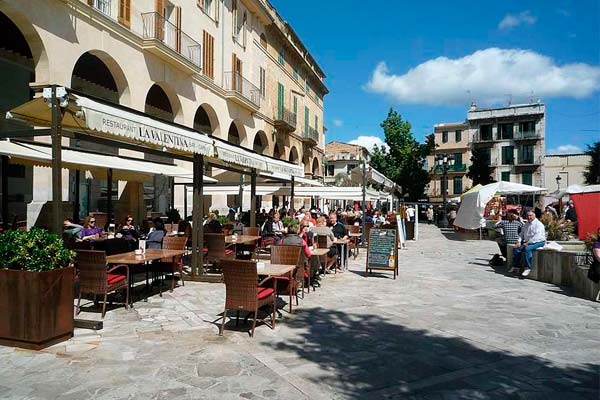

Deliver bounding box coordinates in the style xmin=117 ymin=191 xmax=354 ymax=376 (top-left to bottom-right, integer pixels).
xmin=556 ymin=175 xmax=562 ymax=191
xmin=436 ymin=153 xmax=455 ymax=228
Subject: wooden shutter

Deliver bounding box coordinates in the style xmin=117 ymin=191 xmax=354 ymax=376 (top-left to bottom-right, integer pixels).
xmin=118 ymin=0 xmax=131 ymax=27
xmin=277 ymin=83 xmax=284 ymax=119
xmin=87 ymin=0 xmax=94 ymax=6
xmin=175 ymin=6 xmax=182 ymax=52
xmin=202 ymin=31 xmax=214 ymax=79
xmin=305 ymin=106 xmax=309 ymax=134
xmin=155 ymin=0 xmax=164 ymax=40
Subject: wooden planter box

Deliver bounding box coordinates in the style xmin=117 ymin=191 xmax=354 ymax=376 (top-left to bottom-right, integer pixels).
xmin=0 ymin=267 xmax=74 ymax=350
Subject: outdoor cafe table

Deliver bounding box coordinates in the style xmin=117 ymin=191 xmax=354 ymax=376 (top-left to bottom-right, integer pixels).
xmin=333 ymin=238 xmax=350 ymax=271
xmin=348 ymin=232 xmax=362 ymax=237
xmin=310 ymin=248 xmax=331 ymax=274
xmin=259 ymin=263 xmax=296 ymax=313
xmin=106 ymin=249 xmax=186 ymax=301
xmin=224 ymin=235 xmax=261 ymax=244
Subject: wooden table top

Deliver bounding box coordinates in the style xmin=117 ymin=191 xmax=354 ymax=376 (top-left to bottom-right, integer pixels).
xmin=258 ymin=263 xmax=295 ymax=276
xmin=349 ymin=232 xmax=362 ymax=237
xmin=310 ymin=248 xmax=330 ymax=256
xmin=106 ymin=249 xmax=185 ymax=264
xmin=225 ymin=235 xmax=261 ymax=244
xmin=333 ymin=238 xmax=350 ymax=244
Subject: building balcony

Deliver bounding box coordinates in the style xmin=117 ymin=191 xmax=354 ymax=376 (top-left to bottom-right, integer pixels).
xmin=516 ymin=156 xmax=542 ymax=167
xmin=433 ymin=163 xmax=467 ymax=173
xmin=302 ymin=126 xmax=319 ymax=145
xmin=141 ymin=12 xmax=202 ymax=74
xmin=223 ymin=72 xmax=261 ymax=111
xmin=471 ymin=132 xmax=496 ymax=144
xmin=273 ymin=107 xmax=297 ymax=132
xmin=513 ymin=130 xmax=542 ymax=141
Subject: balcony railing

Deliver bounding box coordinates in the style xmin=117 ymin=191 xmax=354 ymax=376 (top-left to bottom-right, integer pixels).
xmin=433 ymin=163 xmax=467 ymax=173
xmin=223 ymin=72 xmax=261 ymax=108
xmin=516 ymin=155 xmax=542 ymax=166
xmin=142 ymin=12 xmax=202 ymax=68
xmin=472 ymin=132 xmax=495 ymax=143
xmin=514 ymin=130 xmax=542 ymax=140
xmin=274 ymin=107 xmax=297 ymax=131
xmin=303 ymin=126 xmax=319 ymax=143
xmin=91 ymin=0 xmax=112 ymax=17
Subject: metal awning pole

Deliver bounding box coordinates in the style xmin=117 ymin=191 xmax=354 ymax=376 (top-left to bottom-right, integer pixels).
xmin=191 ymin=154 xmax=204 ymax=277
xmin=290 ymin=176 xmax=295 ymax=214
xmin=250 ymin=168 xmax=257 ymax=227
xmin=1 ymin=156 xmax=8 ymax=229
xmin=73 ymin=170 xmax=80 ymax=222
xmin=183 ymin=184 xmax=188 ymax=219
xmin=238 ymin=174 xmax=244 ymax=214
xmin=107 ymin=168 xmax=113 ymax=224
xmin=362 ymin=160 xmax=367 ymax=246
xmin=51 ymin=86 xmax=64 ymax=235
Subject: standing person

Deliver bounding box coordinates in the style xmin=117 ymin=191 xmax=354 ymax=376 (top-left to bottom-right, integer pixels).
xmin=323 ymin=201 xmax=330 ymax=215
xmin=512 ymin=210 xmax=546 ymax=277
xmin=565 ymin=200 xmax=578 ymax=235
xmin=406 ymin=206 xmax=415 ymax=222
xmin=426 ymin=206 xmax=434 ymax=224
xmin=587 ymin=228 xmax=600 ymax=284
xmin=495 ymin=211 xmax=523 ymax=261
xmin=447 ymin=208 xmax=457 ymax=227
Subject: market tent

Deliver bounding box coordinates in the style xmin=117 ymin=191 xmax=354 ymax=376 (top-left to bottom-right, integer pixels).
xmin=461 ymin=184 xmax=482 ymax=198
xmin=454 ymin=182 xmax=546 ymax=230
xmin=557 ymin=185 xmax=600 ymax=239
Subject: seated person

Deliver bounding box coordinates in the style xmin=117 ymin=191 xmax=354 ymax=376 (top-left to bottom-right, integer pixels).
xmin=204 ymin=212 xmax=223 ymax=234
xmin=300 ymin=221 xmax=314 ymax=247
xmin=272 ymin=213 xmax=285 ymax=237
xmin=279 ymin=224 xmax=316 ymax=278
xmin=312 ymin=216 xmax=338 ymax=272
xmin=146 ymin=218 xmax=165 ymax=249
xmin=78 ymin=216 xmax=103 ymax=241
xmin=63 ymin=218 xmax=83 ymax=240
xmin=232 ymin=215 xmax=245 ymax=235
xmin=118 ymin=215 xmax=140 ymax=241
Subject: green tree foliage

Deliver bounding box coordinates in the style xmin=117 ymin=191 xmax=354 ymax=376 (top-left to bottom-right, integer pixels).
xmin=466 ymin=147 xmax=495 ymax=185
xmin=370 ymin=109 xmax=435 ymax=201
xmin=583 ymin=141 xmax=600 ymax=185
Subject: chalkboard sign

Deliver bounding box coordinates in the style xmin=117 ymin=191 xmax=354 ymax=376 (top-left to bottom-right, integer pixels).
xmin=366 ymin=228 xmax=398 ymax=279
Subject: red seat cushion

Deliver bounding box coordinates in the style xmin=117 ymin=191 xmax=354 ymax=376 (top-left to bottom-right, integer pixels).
xmin=225 ymin=249 xmax=234 ymax=256
xmin=107 ymin=273 xmax=126 ymax=285
xmin=257 ymin=287 xmax=274 ymax=300
xmin=203 ymin=247 xmax=208 ymax=252
xmin=304 ymin=271 xmax=310 ymax=279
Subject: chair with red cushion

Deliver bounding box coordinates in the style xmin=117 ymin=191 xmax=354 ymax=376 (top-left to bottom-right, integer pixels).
xmin=241 ymin=227 xmax=261 ymax=260
xmin=151 ymin=235 xmax=188 ymax=294
xmin=270 ymin=245 xmax=303 ymax=313
xmin=220 ymin=259 xmax=276 ymax=337
xmin=75 ymin=250 xmax=129 ymax=319
xmin=205 ymin=233 xmax=235 ymax=272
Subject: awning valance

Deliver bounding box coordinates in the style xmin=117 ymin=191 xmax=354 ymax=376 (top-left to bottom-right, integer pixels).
xmin=271 ymin=186 xmax=386 ymax=201
xmin=264 ymin=157 xmax=305 ymax=177
xmin=213 ymin=140 xmax=267 ymax=171
xmin=7 ymin=95 xmax=215 ymax=157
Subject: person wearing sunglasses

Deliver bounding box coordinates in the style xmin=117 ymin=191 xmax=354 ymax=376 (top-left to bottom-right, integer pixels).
xmin=79 ymin=216 xmax=104 ymax=241
xmin=118 ymin=215 xmax=140 ymax=241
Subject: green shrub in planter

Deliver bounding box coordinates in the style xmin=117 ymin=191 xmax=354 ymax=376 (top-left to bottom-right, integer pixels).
xmin=0 ymin=228 xmax=75 ymax=271
xmin=282 ymin=216 xmax=296 ymax=227
xmin=217 ymin=215 xmax=232 ymax=226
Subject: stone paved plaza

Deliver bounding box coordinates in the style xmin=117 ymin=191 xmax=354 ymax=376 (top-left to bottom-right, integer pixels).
xmin=1 ymin=224 xmax=599 ymax=399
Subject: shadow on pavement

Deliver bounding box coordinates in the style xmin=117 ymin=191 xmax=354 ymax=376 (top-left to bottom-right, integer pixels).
xmin=265 ymin=307 xmax=599 ymax=399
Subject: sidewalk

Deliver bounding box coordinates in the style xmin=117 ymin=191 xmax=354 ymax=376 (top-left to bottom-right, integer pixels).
xmin=0 ymin=224 xmax=598 ymax=399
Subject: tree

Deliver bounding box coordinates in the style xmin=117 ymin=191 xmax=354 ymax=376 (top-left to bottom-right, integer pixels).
xmin=333 ymin=172 xmax=353 ymax=187
xmin=583 ymin=140 xmax=600 ymax=185
xmin=370 ymin=109 xmax=434 ymax=201
xmin=466 ymin=147 xmax=495 ymax=185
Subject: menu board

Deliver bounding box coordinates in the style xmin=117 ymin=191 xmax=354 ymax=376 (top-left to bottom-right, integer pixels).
xmin=366 ymin=228 xmax=398 ymax=279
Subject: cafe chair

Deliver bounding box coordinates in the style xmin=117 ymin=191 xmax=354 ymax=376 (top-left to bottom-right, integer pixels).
xmin=364 ymin=222 xmax=374 ymax=244
xmin=152 ymin=235 xmax=188 ymax=294
xmin=75 ymin=250 xmax=129 ymax=319
xmin=270 ymin=245 xmax=303 ymax=313
xmin=241 ymin=227 xmax=261 ymax=260
xmin=220 ymin=260 xmax=276 ymax=337
xmin=346 ymin=225 xmax=360 ymax=259
xmin=204 ymin=233 xmax=235 ymax=272
xmin=317 ymin=235 xmax=338 ymax=274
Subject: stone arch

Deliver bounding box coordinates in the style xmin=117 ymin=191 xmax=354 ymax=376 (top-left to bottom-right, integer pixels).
xmin=227 ymin=120 xmax=247 ymax=147
xmin=193 ymin=103 xmax=220 ymax=136
xmin=144 ymin=83 xmax=182 ymax=123
xmin=71 ymin=50 xmax=130 ymax=105
xmin=289 ymin=146 xmax=299 ymax=165
xmin=252 ymin=130 xmax=268 ymax=154
xmin=312 ymin=157 xmax=320 ymax=176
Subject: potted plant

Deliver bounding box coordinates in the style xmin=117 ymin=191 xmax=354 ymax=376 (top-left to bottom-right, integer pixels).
xmin=0 ymin=228 xmax=76 ymax=349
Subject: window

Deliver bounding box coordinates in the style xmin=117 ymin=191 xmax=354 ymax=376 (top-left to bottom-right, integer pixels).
xmin=455 ymin=130 xmax=462 ymax=142
xmin=482 ymin=148 xmax=492 ymax=165
xmin=522 ymin=172 xmax=533 ymax=186
xmin=520 ymin=144 xmax=534 ymax=164
xmin=118 ymin=0 xmax=131 ymax=27
xmin=519 ymin=121 xmax=536 ymax=136
xmin=293 ymin=67 xmax=299 ymax=81
xmin=292 ymin=96 xmax=298 ymax=117
xmin=501 ymin=146 xmax=514 ymax=165
xmin=326 ymin=165 xmax=334 ymax=176
xmin=278 ymin=49 xmax=285 ymax=66
xmin=498 ymin=123 xmax=514 ymax=140
xmin=501 ymin=171 xmax=510 ymax=182
xmin=304 ymin=106 xmax=309 ymax=134
xmin=7 ymin=164 xmax=25 ymax=178
xmin=442 ymin=131 xmax=448 ymax=143
xmin=440 ymin=176 xmax=449 ymax=195
xmin=453 ymin=153 xmax=462 ymax=167
xmin=259 ymin=67 xmax=266 ymax=97
xmin=277 ymin=82 xmax=284 ymax=119
xmin=232 ymin=1 xmax=246 ymax=46
xmin=453 ymin=177 xmax=463 ymax=195
xmin=347 ymin=164 xmax=357 ymax=174
xmin=198 ymin=0 xmax=212 ymax=15
xmin=314 ymin=115 xmax=319 ymax=134
xmin=202 ymin=31 xmax=215 ymax=79
xmin=305 ymin=81 xmax=311 ymax=97
xmin=480 ymin=124 xmax=492 ymax=140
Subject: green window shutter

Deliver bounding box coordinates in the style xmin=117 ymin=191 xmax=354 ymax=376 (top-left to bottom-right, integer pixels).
xmin=277 ymin=83 xmax=284 ymax=119
xmin=305 ymin=106 xmax=309 ymax=134
xmin=501 ymin=171 xmax=510 ymax=182
xmin=315 ymin=115 xmax=318 ymax=133
xmin=293 ymin=96 xmax=297 ymax=115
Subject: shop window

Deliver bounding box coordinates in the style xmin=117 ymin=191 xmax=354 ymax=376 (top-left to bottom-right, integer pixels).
xmin=442 ymin=131 xmax=448 ymax=143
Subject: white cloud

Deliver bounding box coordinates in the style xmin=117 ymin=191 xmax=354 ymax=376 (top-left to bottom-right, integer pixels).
xmin=332 ymin=119 xmax=343 ymax=127
xmin=364 ymin=48 xmax=600 ymax=106
xmin=498 ymin=11 xmax=537 ymax=30
xmin=348 ymin=135 xmax=388 ymax=152
xmin=547 ymin=145 xmax=583 ymax=155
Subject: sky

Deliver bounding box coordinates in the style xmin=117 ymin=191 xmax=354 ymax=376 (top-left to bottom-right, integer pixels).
xmin=269 ymin=0 xmax=600 ymax=155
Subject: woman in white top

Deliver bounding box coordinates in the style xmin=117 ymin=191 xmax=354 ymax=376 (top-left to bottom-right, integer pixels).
xmin=272 ymin=213 xmax=285 ymax=234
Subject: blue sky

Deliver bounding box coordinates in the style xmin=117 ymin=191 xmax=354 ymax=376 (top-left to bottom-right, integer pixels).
xmin=270 ymin=0 xmax=600 ymax=154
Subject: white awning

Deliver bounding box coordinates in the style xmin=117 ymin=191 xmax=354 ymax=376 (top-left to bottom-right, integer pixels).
xmin=6 ymin=95 xmax=215 ymax=157
xmin=349 ymin=166 xmax=395 ymax=190
xmin=271 ymin=186 xmax=384 ymax=201
xmin=214 ymin=140 xmax=267 ymax=171
xmin=200 ymin=185 xmax=281 ymax=196
xmin=0 ymin=140 xmax=217 ymax=182
xmin=264 ymin=157 xmax=305 ymax=177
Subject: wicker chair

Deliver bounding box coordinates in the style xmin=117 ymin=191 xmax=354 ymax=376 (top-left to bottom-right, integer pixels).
xmin=241 ymin=227 xmax=261 ymax=260
xmin=205 ymin=233 xmax=235 ymax=271
xmin=75 ymin=250 xmax=129 ymax=319
xmin=364 ymin=222 xmax=374 ymax=244
xmin=151 ymin=235 xmax=188 ymax=294
xmin=270 ymin=245 xmax=303 ymax=313
xmin=346 ymin=225 xmax=360 ymax=259
xmin=220 ymin=259 xmax=276 ymax=337
xmin=317 ymin=235 xmax=338 ymax=274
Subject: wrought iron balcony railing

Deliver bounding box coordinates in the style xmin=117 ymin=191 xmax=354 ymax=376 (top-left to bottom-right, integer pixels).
xmin=223 ymin=71 xmax=261 ymax=108
xmin=274 ymin=107 xmax=297 ymax=131
xmin=514 ymin=130 xmax=542 ymax=140
xmin=142 ymin=12 xmax=202 ymax=68
xmin=303 ymin=126 xmax=319 ymax=143
xmin=433 ymin=163 xmax=467 ymax=173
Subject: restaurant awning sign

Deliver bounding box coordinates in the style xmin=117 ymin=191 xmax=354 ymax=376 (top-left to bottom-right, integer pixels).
xmin=214 ymin=140 xmax=267 ymax=170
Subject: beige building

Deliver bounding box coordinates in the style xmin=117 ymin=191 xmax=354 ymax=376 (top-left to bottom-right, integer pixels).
xmin=426 ymin=122 xmax=471 ymax=202
xmin=323 ymin=141 xmax=370 ymax=186
xmin=544 ymin=153 xmax=591 ymax=192
xmin=0 ymin=0 xmax=327 ymax=224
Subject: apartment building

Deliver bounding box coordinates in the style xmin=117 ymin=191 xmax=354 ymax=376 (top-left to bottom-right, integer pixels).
xmin=323 ymin=142 xmax=370 ymax=186
xmin=426 ymin=122 xmax=471 ymax=202
xmin=0 ymin=0 xmax=327 ymax=223
xmin=468 ymin=102 xmax=546 ymax=188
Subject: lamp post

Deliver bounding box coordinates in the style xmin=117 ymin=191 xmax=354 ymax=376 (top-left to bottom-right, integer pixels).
xmin=555 ymin=175 xmax=562 ymax=191
xmin=436 ymin=153 xmax=455 ymax=228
